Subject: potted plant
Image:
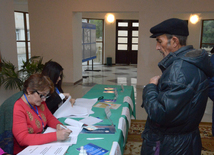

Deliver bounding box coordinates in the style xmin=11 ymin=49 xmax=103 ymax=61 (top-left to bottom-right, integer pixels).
xmin=0 ymin=56 xmax=45 ymax=90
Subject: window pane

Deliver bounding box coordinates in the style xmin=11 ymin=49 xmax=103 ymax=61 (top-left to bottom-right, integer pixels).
xmin=201 ymin=44 xmax=214 ymax=51
xmin=26 ymin=13 xmax=30 ymax=41
xmin=117 ymin=77 xmax=127 ymax=85
xmin=132 ymin=44 xmax=138 ymax=50
xmin=82 ymin=19 xmax=87 ymax=23
xmin=89 ymin=19 xmax=103 ymax=40
xmin=132 ymin=38 xmax=138 ymax=43
xmin=118 ymin=37 xmax=128 ymax=43
xmin=202 ymin=20 xmax=214 ymax=44
xmin=118 ymin=30 xmax=128 ymax=37
xmin=132 ymin=22 xmax=139 ymax=27
xmin=14 ymin=12 xmax=25 ymax=41
xmin=91 ymin=29 xmax=96 ymax=42
xmin=118 ymin=22 xmax=128 ymax=27
xmin=118 ymin=44 xmax=127 ymax=50
xmin=132 ymin=30 xmax=138 ymax=37
xmin=17 ymin=42 xmax=26 ymax=70
xmin=93 ymin=42 xmax=102 ymax=63
xmin=28 ymin=42 xmax=31 ymax=58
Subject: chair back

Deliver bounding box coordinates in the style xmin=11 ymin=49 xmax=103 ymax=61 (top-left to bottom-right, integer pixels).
xmin=0 ymin=91 xmax=23 ymax=154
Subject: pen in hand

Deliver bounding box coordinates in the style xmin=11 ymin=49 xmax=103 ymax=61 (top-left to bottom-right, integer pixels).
xmin=60 ymin=124 xmax=69 ymax=130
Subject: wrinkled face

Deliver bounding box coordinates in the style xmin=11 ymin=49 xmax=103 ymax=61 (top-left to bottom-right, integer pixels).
xmin=28 ymin=89 xmax=50 ymax=106
xmin=155 ymin=34 xmax=173 ymax=58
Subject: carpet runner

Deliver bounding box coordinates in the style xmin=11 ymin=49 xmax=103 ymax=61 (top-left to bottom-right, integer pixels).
xmin=124 ymin=120 xmax=214 ymax=155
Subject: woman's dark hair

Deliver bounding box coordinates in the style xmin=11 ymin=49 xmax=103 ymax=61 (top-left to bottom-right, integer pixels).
xmin=23 ymin=74 xmax=54 ymax=94
xmin=42 ymin=61 xmax=64 ymax=93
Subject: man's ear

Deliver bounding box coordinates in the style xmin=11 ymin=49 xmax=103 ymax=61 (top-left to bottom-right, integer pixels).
xmin=172 ymin=36 xmax=180 ymax=48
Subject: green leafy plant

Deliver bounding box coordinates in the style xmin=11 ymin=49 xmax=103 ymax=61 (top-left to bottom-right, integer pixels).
xmin=0 ymin=56 xmax=45 ymax=90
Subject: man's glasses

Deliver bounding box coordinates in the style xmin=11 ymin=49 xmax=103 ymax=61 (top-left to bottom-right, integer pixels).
xmin=35 ymin=91 xmax=50 ymax=99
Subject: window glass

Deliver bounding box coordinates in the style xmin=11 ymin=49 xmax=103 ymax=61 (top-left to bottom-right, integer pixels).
xmin=15 ymin=12 xmax=25 ymax=41
xmin=132 ymin=38 xmax=138 ymax=43
xmin=118 ymin=44 xmax=127 ymax=50
xmin=132 ymin=22 xmax=139 ymax=27
xmin=26 ymin=14 xmax=30 ymax=41
xmin=14 ymin=11 xmax=30 ymax=70
xmin=89 ymin=19 xmax=103 ymax=41
xmin=132 ymin=30 xmax=138 ymax=37
xmin=118 ymin=38 xmax=128 ymax=43
xmin=82 ymin=19 xmax=87 ymax=23
xmin=118 ymin=22 xmax=128 ymax=27
xmin=16 ymin=42 xmax=26 ymax=70
xmin=118 ymin=30 xmax=128 ymax=37
xmin=201 ymin=20 xmax=214 ymax=52
xmin=132 ymin=45 xmax=138 ymax=50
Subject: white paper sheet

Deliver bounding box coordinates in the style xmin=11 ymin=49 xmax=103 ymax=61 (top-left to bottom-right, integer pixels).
xmin=54 ymin=97 xmax=97 ymax=118
xmin=75 ymin=98 xmax=97 ymax=109
xmin=79 ymin=116 xmax=103 ymax=125
xmin=64 ymin=118 xmax=84 ymax=128
xmin=53 ymin=96 xmax=72 ymax=118
xmin=17 ymin=145 xmax=69 ymax=155
xmin=43 ymin=126 xmax=82 ymax=145
xmin=123 ymin=96 xmax=134 ymax=112
xmin=109 ymin=141 xmax=121 ymax=155
xmin=118 ymin=117 xmax=127 ymax=144
xmin=121 ymin=107 xmax=131 ymax=128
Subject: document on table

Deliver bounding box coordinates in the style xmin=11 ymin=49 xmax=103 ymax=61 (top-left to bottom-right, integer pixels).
xmin=17 ymin=145 xmax=69 ymax=155
xmin=54 ymin=97 xmax=97 ymax=118
xmin=43 ymin=126 xmax=82 ymax=145
xmin=64 ymin=118 xmax=84 ymax=127
xmin=79 ymin=116 xmax=103 ymax=125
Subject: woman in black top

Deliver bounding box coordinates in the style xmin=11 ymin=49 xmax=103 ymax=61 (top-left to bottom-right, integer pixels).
xmin=42 ymin=61 xmax=75 ymax=114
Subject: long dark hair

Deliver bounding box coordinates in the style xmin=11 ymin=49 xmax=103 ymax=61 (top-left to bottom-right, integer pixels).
xmin=42 ymin=61 xmax=64 ymax=93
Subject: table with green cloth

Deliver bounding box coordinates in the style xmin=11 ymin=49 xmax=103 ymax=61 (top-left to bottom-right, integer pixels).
xmin=60 ymin=84 xmax=136 ymax=155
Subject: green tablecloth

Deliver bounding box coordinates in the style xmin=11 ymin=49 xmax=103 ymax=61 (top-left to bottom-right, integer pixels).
xmin=61 ymin=84 xmax=136 ymax=155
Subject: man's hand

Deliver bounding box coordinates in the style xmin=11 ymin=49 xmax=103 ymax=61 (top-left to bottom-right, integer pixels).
xmin=149 ymin=75 xmax=161 ymax=85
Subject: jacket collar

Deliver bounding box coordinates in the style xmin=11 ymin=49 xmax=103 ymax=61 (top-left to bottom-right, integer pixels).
xmin=158 ymin=45 xmax=193 ymax=72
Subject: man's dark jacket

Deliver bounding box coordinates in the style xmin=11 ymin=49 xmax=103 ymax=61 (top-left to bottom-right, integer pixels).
xmin=141 ymin=45 xmax=214 ymax=155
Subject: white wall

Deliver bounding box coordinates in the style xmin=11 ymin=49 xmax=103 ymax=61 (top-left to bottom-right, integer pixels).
xmin=28 ymin=1 xmax=82 ymax=84
xmin=27 ymin=0 xmax=214 ymax=87
xmin=12 ymin=0 xmax=214 ymax=87
xmin=0 ymin=0 xmax=20 ymax=105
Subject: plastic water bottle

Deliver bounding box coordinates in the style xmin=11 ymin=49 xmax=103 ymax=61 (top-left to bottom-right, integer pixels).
xmin=79 ymin=146 xmax=87 ymax=155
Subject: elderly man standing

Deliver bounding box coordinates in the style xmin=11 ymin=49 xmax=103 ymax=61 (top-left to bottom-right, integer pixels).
xmin=141 ymin=18 xmax=214 ymax=155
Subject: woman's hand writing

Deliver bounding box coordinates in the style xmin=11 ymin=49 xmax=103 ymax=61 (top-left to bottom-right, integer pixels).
xmin=56 ymin=124 xmax=72 ymax=141
xmin=56 ymin=129 xmax=71 ymax=141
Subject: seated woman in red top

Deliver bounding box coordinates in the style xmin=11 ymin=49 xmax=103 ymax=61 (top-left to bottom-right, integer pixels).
xmin=12 ymin=74 xmax=72 ymax=154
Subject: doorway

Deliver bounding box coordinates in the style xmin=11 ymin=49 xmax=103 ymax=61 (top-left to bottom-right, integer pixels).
xmin=116 ymin=20 xmax=139 ymax=64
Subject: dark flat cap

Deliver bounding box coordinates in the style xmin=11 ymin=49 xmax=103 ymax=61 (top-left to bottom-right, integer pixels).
xmin=150 ymin=18 xmax=189 ymax=38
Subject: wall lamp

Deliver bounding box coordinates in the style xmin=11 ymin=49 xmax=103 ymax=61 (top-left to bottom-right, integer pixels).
xmin=190 ymin=14 xmax=200 ymax=24
xmin=106 ymin=14 xmax=115 ymax=23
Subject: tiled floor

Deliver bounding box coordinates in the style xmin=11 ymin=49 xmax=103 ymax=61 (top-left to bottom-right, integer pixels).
xmin=62 ymin=64 xmax=212 ymax=122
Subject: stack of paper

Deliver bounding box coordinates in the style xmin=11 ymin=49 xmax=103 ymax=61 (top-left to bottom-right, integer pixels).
xmin=53 ymin=97 xmax=97 ymax=118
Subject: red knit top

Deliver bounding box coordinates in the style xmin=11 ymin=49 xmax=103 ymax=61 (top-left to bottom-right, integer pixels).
xmin=12 ymin=98 xmax=62 ymax=154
